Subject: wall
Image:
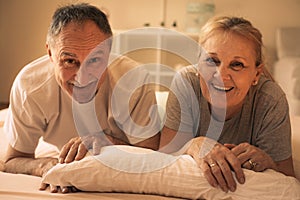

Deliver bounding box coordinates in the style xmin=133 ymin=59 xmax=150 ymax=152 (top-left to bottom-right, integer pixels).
xmin=1 ymin=0 xmax=300 ymax=102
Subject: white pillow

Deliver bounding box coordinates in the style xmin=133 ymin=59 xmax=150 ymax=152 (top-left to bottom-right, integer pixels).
xmin=42 ymin=145 xmax=300 ymax=200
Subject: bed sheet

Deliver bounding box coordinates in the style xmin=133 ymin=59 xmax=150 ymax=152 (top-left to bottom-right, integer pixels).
xmin=0 ymin=108 xmax=180 ymax=200
xmin=1 ymin=108 xmax=300 ymax=200
xmin=0 ymin=171 xmax=181 ymax=200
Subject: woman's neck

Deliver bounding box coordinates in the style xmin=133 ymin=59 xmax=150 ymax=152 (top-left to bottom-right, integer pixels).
xmin=210 ymin=102 xmax=244 ymax=121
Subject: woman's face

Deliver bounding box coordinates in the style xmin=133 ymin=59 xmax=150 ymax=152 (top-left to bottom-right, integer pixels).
xmin=198 ymin=31 xmax=262 ymax=118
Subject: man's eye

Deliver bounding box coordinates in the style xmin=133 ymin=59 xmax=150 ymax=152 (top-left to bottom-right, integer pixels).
xmin=63 ymin=59 xmax=79 ymax=68
xmin=230 ymin=62 xmax=245 ymax=71
xmin=87 ymin=57 xmax=101 ymax=64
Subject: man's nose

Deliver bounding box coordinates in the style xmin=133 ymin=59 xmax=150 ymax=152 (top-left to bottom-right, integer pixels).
xmin=75 ymin=66 xmax=91 ymax=86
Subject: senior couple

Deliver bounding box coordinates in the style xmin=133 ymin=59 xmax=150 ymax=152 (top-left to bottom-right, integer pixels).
xmin=4 ymin=3 xmax=295 ymax=194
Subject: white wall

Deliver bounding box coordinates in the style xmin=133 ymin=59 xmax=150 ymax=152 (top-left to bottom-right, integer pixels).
xmin=1 ymin=0 xmax=300 ymax=102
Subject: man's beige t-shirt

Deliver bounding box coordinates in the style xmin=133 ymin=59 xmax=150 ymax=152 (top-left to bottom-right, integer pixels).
xmin=5 ymin=54 xmax=161 ymax=154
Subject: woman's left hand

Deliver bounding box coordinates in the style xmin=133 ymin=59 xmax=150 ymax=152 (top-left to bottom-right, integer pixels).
xmin=227 ymin=143 xmax=277 ymax=172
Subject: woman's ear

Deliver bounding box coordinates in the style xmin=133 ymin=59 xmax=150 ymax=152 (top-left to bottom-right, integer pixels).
xmin=252 ymin=64 xmax=264 ymax=86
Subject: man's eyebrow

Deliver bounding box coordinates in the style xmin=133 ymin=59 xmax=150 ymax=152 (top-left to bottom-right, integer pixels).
xmin=60 ymin=52 xmax=77 ymax=57
xmin=90 ymin=49 xmax=105 ymax=56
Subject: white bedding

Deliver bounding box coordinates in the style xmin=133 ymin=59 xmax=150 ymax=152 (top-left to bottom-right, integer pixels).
xmin=0 ymin=108 xmax=179 ymax=200
xmin=1 ymin=108 xmax=300 ymax=200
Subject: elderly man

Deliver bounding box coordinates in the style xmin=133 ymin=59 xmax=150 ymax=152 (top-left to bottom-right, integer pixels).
xmin=4 ymin=3 xmax=161 ymax=193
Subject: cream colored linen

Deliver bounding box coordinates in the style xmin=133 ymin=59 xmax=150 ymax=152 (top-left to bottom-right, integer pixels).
xmin=43 ymin=145 xmax=300 ymax=200
xmin=0 ymin=171 xmax=178 ymax=200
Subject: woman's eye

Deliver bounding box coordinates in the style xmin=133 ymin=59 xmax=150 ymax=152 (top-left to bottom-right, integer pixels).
xmin=230 ymin=62 xmax=245 ymax=71
xmin=204 ymin=57 xmax=220 ymax=66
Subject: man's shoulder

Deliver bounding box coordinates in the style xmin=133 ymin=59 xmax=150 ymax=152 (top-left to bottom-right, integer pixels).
xmin=13 ymin=55 xmax=56 ymax=92
xmin=107 ymin=54 xmax=149 ymax=84
xmin=108 ymin=54 xmax=139 ymax=71
xmin=12 ymin=55 xmax=59 ymax=102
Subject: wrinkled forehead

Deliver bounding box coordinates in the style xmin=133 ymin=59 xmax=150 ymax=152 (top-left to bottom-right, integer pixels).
xmin=50 ymin=20 xmax=111 ymax=50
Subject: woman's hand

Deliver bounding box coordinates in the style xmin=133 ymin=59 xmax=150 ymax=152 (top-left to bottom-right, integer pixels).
xmin=186 ymin=137 xmax=245 ymax=193
xmin=228 ymin=142 xmax=277 ymax=172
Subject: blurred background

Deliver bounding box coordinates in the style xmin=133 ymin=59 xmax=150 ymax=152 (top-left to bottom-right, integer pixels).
xmin=1 ymin=0 xmax=300 ymax=104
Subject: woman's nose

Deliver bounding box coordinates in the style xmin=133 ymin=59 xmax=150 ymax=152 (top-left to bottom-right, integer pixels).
xmin=213 ymin=64 xmax=231 ymax=81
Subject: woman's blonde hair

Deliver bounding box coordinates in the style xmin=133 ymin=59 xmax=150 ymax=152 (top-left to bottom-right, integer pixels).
xmin=199 ymin=16 xmax=273 ymax=80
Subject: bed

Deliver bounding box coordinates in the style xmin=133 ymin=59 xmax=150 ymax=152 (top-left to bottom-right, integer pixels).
xmin=0 ymin=105 xmax=300 ymax=200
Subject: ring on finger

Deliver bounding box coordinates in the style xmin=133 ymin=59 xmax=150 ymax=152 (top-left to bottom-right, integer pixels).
xmin=248 ymin=159 xmax=257 ymax=170
xmin=209 ymin=163 xmax=216 ymax=168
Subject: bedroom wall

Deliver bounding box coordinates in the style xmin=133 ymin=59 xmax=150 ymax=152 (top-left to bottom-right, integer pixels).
xmin=1 ymin=0 xmax=300 ymax=103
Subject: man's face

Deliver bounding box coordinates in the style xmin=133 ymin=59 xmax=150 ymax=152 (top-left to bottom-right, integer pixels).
xmin=47 ymin=20 xmax=111 ymax=103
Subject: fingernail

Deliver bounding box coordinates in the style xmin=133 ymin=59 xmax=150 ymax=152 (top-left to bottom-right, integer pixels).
xmin=239 ymin=177 xmax=245 ymax=184
xmin=51 ymin=188 xmax=58 ymax=193
xmin=62 ymin=188 xmax=69 ymax=193
xmin=222 ymin=186 xmax=228 ymax=193
xmin=230 ymin=186 xmax=236 ymax=192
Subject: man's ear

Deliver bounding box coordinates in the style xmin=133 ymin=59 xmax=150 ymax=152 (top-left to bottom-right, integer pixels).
xmin=46 ymin=43 xmax=53 ymax=62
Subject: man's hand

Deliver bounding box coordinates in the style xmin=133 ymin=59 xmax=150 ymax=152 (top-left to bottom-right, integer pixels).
xmin=58 ymin=137 xmax=89 ymax=164
xmin=59 ymin=133 xmax=112 ymax=164
xmin=39 ymin=182 xmax=79 ymax=193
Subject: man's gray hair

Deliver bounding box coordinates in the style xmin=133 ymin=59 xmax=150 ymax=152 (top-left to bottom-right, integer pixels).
xmin=47 ymin=3 xmax=112 ymax=44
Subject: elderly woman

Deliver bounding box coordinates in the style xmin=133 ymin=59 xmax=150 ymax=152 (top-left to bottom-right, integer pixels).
xmin=160 ymin=16 xmax=295 ymax=193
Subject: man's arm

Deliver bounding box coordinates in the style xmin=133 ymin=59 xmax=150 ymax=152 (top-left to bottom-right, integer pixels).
xmin=4 ymin=145 xmax=58 ymax=177
xmin=134 ymin=132 xmax=160 ymax=150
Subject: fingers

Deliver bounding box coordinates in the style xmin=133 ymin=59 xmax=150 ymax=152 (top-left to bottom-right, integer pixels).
xmin=39 ymin=182 xmax=78 ymax=193
xmin=61 ymin=186 xmax=79 ymax=193
xmin=59 ymin=137 xmax=86 ymax=163
xmin=74 ymin=143 xmax=88 ymax=161
xmin=209 ymin=161 xmax=230 ymax=192
xmin=201 ymin=144 xmax=244 ymax=193
xmin=201 ymin=161 xmax=218 ymax=188
xmin=39 ymin=183 xmax=58 ymax=193
xmin=59 ymin=134 xmax=108 ymax=164
xmin=223 ymin=143 xmax=236 ymax=149
xmin=225 ymin=152 xmax=245 ymax=185
xmin=232 ymin=143 xmax=275 ymax=172
xmin=39 ymin=183 xmax=48 ymax=190
xmin=92 ymin=139 xmax=101 ymax=155
xmin=59 ymin=137 xmax=79 ymax=163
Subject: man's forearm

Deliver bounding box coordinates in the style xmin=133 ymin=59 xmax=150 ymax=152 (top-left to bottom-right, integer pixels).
xmin=4 ymin=157 xmax=58 ymax=177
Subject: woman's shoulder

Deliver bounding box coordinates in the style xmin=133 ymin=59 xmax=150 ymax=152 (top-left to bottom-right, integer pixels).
xmin=256 ymin=75 xmax=286 ymax=100
xmin=176 ymin=65 xmax=199 ymax=84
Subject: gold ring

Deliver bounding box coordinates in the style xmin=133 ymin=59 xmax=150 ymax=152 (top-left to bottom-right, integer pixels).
xmin=209 ymin=163 xmax=216 ymax=168
xmin=248 ymin=159 xmax=257 ymax=170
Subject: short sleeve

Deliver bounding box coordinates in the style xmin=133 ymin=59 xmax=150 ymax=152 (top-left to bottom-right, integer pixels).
xmin=165 ymin=69 xmax=199 ymax=134
xmin=255 ymin=92 xmax=292 ymax=162
xmin=4 ymin=78 xmax=45 ymax=154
